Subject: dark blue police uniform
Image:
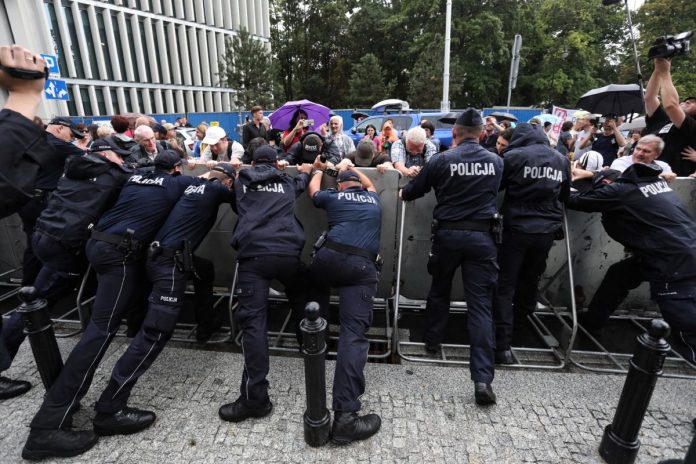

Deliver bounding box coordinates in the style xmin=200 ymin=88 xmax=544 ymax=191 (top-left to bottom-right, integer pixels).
xmin=18 ymin=129 xmax=86 ymax=286
xmin=224 ymin=147 xmax=310 ymax=413
xmin=310 ymin=177 xmax=381 ymax=413
xmin=492 ymin=123 xmax=570 ymax=358
xmin=28 ymin=153 xmax=194 ymax=431
xmin=567 ymin=163 xmax=696 ymax=366
xmin=401 ymin=137 xmax=503 ymax=387
xmin=0 ymin=148 xmax=131 ymax=379
xmin=94 ymin=173 xmax=234 ymax=414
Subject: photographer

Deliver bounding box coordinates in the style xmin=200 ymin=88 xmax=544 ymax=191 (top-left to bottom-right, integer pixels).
xmin=592 ymin=117 xmax=626 ymax=167
xmin=645 ymin=57 xmax=696 ymax=176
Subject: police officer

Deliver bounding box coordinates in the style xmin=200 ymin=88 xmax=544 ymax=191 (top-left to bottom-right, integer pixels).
xmin=492 ymin=122 xmax=570 ymax=365
xmin=0 ymin=139 xmax=132 ymax=400
xmin=567 ymin=162 xmax=696 ymax=367
xmin=218 ymin=146 xmax=313 ymax=423
xmin=307 ymin=163 xmax=382 ymax=445
xmin=19 ymin=116 xmax=87 ymax=287
xmin=0 ymin=44 xmax=55 ymax=400
xmin=94 ymin=164 xmax=235 ymax=423
xmin=401 ymin=108 xmax=503 ymax=406
xmin=22 ymin=150 xmax=194 ymax=460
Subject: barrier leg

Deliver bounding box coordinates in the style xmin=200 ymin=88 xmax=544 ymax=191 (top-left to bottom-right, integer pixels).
xmin=599 ymin=319 xmax=671 ymax=464
xmin=300 ymin=302 xmax=330 ymax=447
xmin=16 ymin=287 xmax=64 ymax=389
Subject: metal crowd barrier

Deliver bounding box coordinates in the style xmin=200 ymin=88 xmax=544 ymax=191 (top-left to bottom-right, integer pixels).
xmin=2 ymin=167 xmax=695 ymax=378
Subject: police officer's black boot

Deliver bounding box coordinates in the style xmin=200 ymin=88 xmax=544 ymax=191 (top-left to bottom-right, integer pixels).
xmin=494 ymin=349 xmax=514 ymax=365
xmin=92 ymin=407 xmax=156 ymax=436
xmin=474 ymin=382 xmax=497 ymax=406
xmin=331 ymin=411 xmax=381 ymax=445
xmin=218 ymin=396 xmax=273 ymax=423
xmin=0 ymin=376 xmax=31 ymax=400
xmin=22 ymin=429 xmax=99 ymax=460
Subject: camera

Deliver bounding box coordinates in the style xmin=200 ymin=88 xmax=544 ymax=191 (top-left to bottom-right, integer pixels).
xmin=648 ymin=31 xmax=693 ymax=60
xmin=302 ymin=119 xmax=314 ymax=128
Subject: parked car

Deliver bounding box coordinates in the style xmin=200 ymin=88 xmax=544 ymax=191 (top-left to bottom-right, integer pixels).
xmin=175 ymin=127 xmax=196 ymax=157
xmin=345 ymin=112 xmax=454 ymax=150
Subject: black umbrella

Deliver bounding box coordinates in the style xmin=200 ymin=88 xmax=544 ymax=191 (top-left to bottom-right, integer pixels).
xmin=576 ymin=84 xmax=643 ymax=116
xmin=487 ymin=111 xmax=518 ymax=122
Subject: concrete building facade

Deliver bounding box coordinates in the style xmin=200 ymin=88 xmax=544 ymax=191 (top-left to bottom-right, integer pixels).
xmin=0 ymin=0 xmax=270 ymax=118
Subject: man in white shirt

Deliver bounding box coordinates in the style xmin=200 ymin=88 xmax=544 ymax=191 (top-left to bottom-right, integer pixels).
xmin=200 ymin=126 xmax=244 ymax=169
xmin=609 ymin=134 xmax=676 ymax=181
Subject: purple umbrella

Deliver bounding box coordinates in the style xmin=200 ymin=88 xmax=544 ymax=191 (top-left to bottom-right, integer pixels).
xmin=269 ymin=99 xmax=331 ymax=131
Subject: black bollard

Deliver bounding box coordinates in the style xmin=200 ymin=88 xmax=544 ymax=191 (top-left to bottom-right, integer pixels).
xmin=600 ymin=319 xmax=671 ymax=464
xmin=16 ymin=287 xmax=63 ymax=390
xmin=300 ymin=301 xmax=331 ymax=447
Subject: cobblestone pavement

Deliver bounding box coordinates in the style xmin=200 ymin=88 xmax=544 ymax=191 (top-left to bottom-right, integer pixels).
xmin=0 ymin=336 xmax=693 ymax=463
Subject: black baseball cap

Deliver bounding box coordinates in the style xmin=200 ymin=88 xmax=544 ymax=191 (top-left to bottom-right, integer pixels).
xmin=154 ymin=150 xmax=186 ymax=169
xmin=337 ymin=170 xmax=361 ymax=183
xmin=49 ymin=117 xmax=85 ymax=139
xmin=455 ymin=108 xmax=483 ymax=127
xmin=301 ymin=133 xmax=323 ymax=160
xmin=253 ymin=145 xmax=278 ymax=164
xmin=90 ymin=137 xmax=131 ymax=157
xmin=212 ymin=162 xmax=236 ymax=178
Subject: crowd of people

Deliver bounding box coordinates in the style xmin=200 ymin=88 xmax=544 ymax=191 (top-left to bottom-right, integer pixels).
xmin=1 ymin=43 xmax=695 ymax=461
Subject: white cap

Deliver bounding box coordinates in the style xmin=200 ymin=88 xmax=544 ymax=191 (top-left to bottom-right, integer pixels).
xmin=202 ymin=126 xmax=226 ymax=145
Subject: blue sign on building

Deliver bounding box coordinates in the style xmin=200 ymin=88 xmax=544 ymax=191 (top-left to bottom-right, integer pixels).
xmin=40 ymin=53 xmax=60 ymax=77
xmin=44 ymin=79 xmax=70 ymax=101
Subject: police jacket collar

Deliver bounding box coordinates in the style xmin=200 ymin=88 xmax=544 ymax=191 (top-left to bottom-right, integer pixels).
xmin=506 ymin=122 xmax=549 ymax=150
xmin=619 ymin=162 xmax=663 ymax=183
xmin=238 ymin=163 xmax=281 ymax=185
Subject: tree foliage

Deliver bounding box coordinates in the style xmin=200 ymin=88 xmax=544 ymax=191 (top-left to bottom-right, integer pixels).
xmin=266 ymin=0 xmax=693 ymax=109
xmin=218 ymin=28 xmax=276 ymax=109
xmin=347 ymin=54 xmax=395 ymax=107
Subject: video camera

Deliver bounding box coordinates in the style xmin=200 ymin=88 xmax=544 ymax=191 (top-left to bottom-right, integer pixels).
xmin=648 ymin=31 xmax=693 ymax=60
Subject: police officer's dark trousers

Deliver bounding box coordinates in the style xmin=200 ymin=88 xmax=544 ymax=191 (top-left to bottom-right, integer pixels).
xmin=583 ymin=255 xmax=645 ymax=330
xmin=95 ymin=254 xmax=187 ymax=413
xmin=18 ymin=197 xmax=47 ymax=286
xmin=30 ymin=239 xmax=142 ymax=430
xmin=493 ymin=230 xmax=555 ymax=352
xmin=32 ymin=230 xmax=87 ymax=303
xmin=0 ymin=232 xmax=89 ymax=375
xmin=310 ymin=248 xmax=378 ymax=412
xmin=424 ymin=230 xmax=497 ymax=384
xmin=651 ymin=280 xmax=696 ymax=366
xmin=0 ymin=313 xmax=24 ymax=373
xmin=234 ymin=255 xmax=307 ymax=407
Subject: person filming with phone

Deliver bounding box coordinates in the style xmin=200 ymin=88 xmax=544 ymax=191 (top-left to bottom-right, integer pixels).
xmin=281 ymin=109 xmax=312 ymax=152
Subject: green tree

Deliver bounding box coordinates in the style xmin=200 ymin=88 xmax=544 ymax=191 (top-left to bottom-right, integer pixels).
xmin=218 ymin=28 xmax=276 ymax=109
xmin=347 ymin=53 xmax=395 ymax=107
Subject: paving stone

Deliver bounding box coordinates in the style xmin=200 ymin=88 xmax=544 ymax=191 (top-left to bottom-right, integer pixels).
xmin=0 ymin=336 xmax=693 ymax=463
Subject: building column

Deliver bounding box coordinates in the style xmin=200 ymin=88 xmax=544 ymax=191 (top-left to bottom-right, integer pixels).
xmin=188 ymin=27 xmax=203 ymax=86
xmin=103 ymin=9 xmax=123 ymax=81
xmin=144 ymin=18 xmax=160 ymax=83
xmin=165 ymin=89 xmax=176 ymax=114
xmin=103 ymin=86 xmax=115 ymax=115
xmin=177 ymin=25 xmax=192 ymax=85
xmin=198 ymin=29 xmax=212 ymax=87
xmin=153 ymin=89 xmax=165 ymax=114
xmin=88 ymin=85 xmax=100 ymax=116
xmin=117 ymin=12 xmax=135 ymax=81
xmin=87 ymin=5 xmax=108 ymax=79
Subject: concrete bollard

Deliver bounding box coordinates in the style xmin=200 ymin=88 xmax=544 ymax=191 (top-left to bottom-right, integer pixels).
xmin=300 ymin=301 xmax=331 ymax=447
xmin=600 ymin=319 xmax=671 ymax=464
xmin=16 ymin=287 xmax=63 ymax=389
